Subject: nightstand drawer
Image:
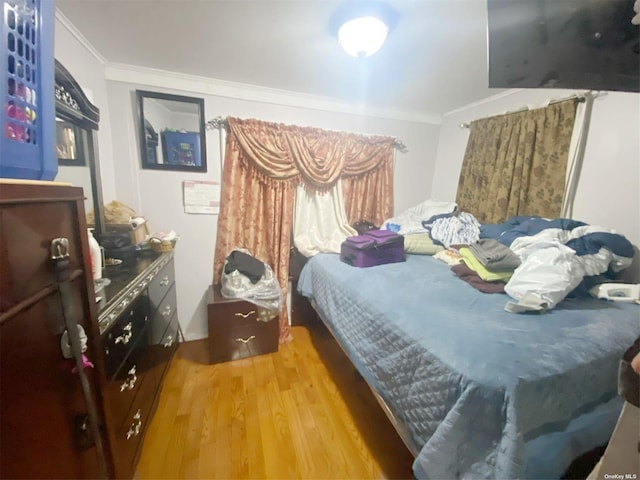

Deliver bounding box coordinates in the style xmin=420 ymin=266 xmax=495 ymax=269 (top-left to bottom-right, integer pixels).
xmin=207 ymin=286 xmax=278 ymax=363
xmin=222 ymin=320 xmax=278 ymax=362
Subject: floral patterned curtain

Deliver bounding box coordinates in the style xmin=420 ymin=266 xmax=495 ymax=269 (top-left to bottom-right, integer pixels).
xmin=342 ymin=164 xmax=393 ymax=227
xmin=214 ymin=117 xmax=395 ymax=343
xmin=456 ymin=99 xmax=578 ymax=224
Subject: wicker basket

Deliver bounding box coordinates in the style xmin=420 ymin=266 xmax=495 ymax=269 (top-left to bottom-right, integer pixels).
xmin=150 ymin=240 xmax=175 ymax=253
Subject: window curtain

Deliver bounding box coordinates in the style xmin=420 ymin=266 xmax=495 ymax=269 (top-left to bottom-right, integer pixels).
xmin=455 ymin=99 xmax=579 ymax=224
xmin=213 ymin=117 xmax=395 ymax=343
xmin=342 ymin=157 xmax=394 ymax=227
xmin=293 ymin=181 xmax=357 ymax=257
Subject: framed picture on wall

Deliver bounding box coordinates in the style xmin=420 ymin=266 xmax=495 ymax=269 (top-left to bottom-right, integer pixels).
xmin=161 ymin=131 xmax=202 ymax=167
xmin=56 ymin=118 xmax=85 ymax=166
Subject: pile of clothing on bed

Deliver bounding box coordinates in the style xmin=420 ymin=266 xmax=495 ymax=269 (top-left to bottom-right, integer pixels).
xmin=382 ymin=200 xmax=636 ymax=313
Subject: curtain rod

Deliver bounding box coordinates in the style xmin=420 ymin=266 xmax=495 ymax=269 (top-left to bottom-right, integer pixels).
xmin=206 ymin=116 xmax=227 ymax=130
xmin=206 ymin=116 xmax=407 ymax=152
xmin=458 ymin=91 xmax=605 ymax=128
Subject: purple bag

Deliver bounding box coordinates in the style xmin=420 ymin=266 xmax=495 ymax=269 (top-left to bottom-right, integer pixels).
xmin=340 ymin=229 xmax=405 ymax=267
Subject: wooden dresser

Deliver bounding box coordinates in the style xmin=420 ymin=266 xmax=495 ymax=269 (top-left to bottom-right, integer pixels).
xmin=0 ymin=182 xmax=179 ymax=479
xmin=98 ymin=250 xmax=179 ymax=478
xmin=0 ymin=182 xmax=110 ymax=478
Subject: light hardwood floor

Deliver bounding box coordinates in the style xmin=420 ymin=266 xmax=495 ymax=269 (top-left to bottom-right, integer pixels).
xmin=136 ymin=320 xmax=414 ymax=479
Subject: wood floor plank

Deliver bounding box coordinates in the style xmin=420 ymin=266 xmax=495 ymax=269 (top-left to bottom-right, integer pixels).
xmin=136 ymin=323 xmax=414 ymax=479
xmin=243 ymin=391 xmax=266 ymax=479
xmin=280 ymin=388 xmax=314 ymax=479
xmin=290 ymin=381 xmax=332 ymax=478
xmin=266 ymin=374 xmax=297 ymax=478
xmin=213 ymin=364 xmax=233 ymax=480
xmin=181 ymin=369 xmax=208 ymax=466
xmin=160 ymin=413 xmax=189 ymax=479
xmin=255 ymin=381 xmax=282 ymax=478
xmin=230 ymin=372 xmax=249 ymax=479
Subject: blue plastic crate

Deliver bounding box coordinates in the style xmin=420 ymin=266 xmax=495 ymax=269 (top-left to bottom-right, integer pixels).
xmin=1 ymin=0 xmax=55 ymax=180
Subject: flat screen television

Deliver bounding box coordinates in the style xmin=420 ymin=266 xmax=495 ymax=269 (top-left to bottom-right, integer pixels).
xmin=487 ymin=0 xmax=639 ymax=92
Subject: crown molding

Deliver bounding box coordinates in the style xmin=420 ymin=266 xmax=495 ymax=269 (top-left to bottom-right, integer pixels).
xmin=55 ymin=9 xmax=107 ymax=65
xmin=104 ymin=63 xmax=442 ymax=126
xmin=443 ymin=89 xmax=525 ymax=117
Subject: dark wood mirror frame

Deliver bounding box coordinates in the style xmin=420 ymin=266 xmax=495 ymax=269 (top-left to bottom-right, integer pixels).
xmin=55 ymin=59 xmax=105 ymax=235
xmin=136 ymin=90 xmax=207 ymax=173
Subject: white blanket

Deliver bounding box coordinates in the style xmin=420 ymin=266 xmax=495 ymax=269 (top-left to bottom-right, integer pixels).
xmin=382 ymin=199 xmax=457 ymax=235
xmin=505 ymin=225 xmax=634 ymax=312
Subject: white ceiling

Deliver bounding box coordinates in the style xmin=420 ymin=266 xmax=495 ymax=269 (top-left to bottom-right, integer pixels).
xmin=55 ymin=0 xmax=505 ymax=120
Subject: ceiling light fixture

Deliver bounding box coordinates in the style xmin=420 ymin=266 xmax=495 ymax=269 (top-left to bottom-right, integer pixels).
xmin=338 ymin=16 xmax=388 ymax=57
xmin=330 ymin=2 xmax=398 ymax=58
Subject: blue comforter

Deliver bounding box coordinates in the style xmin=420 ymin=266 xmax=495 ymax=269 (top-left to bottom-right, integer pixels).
xmin=298 ymin=253 xmax=639 ymax=479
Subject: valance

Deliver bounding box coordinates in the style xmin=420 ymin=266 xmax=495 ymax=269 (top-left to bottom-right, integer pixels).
xmin=227 ymin=117 xmax=395 ymax=191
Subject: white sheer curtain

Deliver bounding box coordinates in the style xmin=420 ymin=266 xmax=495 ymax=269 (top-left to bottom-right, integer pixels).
xmin=293 ymin=180 xmax=356 ymax=257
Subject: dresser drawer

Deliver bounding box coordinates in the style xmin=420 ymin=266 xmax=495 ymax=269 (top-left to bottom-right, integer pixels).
xmin=151 ymin=313 xmax=179 ymax=386
xmin=104 ymin=330 xmax=153 ymax=430
xmin=150 ymin=286 xmax=177 ymax=344
xmin=147 ymin=259 xmax=175 ymax=310
xmin=110 ymin=371 xmax=156 ymax=478
xmin=103 ymin=295 xmax=149 ymax=378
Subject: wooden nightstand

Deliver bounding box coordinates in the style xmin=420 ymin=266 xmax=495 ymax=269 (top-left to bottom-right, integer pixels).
xmin=206 ymin=285 xmax=279 ymax=364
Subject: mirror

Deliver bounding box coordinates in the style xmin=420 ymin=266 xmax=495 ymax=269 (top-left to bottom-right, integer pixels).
xmin=53 ymin=60 xmax=105 ymax=235
xmin=136 ymin=90 xmax=207 ymax=172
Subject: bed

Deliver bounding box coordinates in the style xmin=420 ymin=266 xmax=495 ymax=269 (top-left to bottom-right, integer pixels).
xmin=297 ymin=252 xmax=639 ymax=479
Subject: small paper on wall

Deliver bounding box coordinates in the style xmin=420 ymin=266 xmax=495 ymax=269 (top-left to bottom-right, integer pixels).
xmin=183 ymin=180 xmax=220 ymax=214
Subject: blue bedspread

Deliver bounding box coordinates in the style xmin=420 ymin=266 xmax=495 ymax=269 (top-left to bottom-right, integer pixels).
xmin=297 ymin=253 xmax=640 ymax=479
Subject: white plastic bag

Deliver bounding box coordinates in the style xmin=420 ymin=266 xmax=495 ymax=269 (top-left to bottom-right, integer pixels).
xmin=221 ymin=248 xmax=282 ymax=312
xmin=504 ymin=243 xmax=585 ymax=312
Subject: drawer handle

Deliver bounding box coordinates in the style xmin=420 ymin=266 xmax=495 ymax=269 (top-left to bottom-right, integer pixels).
xmin=120 ymin=365 xmax=138 ymax=392
xmin=162 ymin=305 xmax=172 ymax=317
xmin=235 ymin=335 xmax=255 ymax=344
xmin=126 ymin=409 xmax=142 ymax=440
xmin=114 ymin=323 xmax=133 ymax=345
xmin=163 ymin=335 xmax=174 ymax=348
xmin=160 ymin=276 xmax=170 ymax=287
xmin=235 ymin=310 xmax=255 ymax=319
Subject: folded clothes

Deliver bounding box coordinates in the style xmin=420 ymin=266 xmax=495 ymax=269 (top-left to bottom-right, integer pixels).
xmin=468 ymin=238 xmax=520 ymax=272
xmin=459 ymin=248 xmax=513 ymax=282
xmin=451 ymin=263 xmax=506 ymax=294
